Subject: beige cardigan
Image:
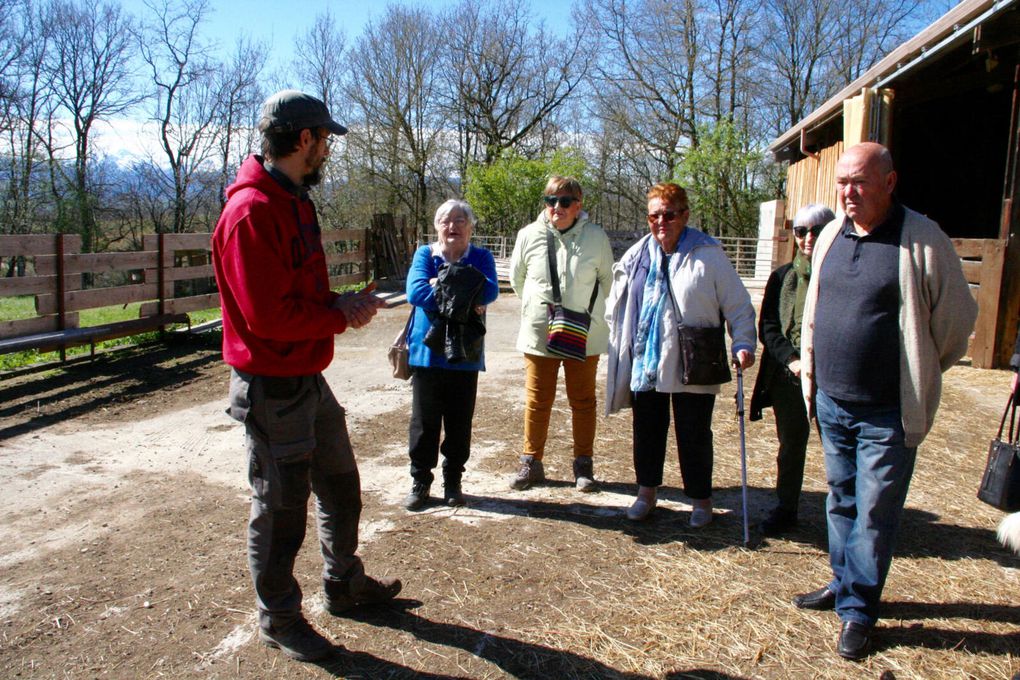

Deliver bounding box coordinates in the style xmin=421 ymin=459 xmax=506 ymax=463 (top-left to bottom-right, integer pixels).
xmin=800 ymin=206 xmax=978 ymax=448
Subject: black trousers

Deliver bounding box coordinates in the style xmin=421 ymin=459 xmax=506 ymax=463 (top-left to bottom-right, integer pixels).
xmin=767 ymin=369 xmax=811 ymax=512
xmin=631 ymin=390 xmax=716 ymax=500
xmin=408 ymin=367 xmax=479 ymax=486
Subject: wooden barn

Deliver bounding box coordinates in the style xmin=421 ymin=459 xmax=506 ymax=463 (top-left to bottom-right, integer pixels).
xmin=765 ymin=0 xmax=1020 ymax=368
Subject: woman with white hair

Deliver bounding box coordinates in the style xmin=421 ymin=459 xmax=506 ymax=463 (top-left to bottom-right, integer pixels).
xmin=750 ymin=203 xmax=835 ymax=536
xmin=402 ymin=199 xmax=499 ymax=510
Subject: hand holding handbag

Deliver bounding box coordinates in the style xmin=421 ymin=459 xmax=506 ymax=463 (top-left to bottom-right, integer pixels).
xmin=977 ymin=392 xmax=1020 ymax=511
xmin=388 ymin=307 xmax=414 ymax=381
xmin=544 ymin=230 xmax=599 ymax=362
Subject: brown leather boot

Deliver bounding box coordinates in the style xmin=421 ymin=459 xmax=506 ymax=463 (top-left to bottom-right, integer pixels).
xmin=323 ymin=573 xmax=402 ymax=616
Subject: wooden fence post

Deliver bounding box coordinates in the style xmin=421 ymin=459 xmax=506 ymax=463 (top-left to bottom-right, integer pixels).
xmin=157 ymin=232 xmax=166 ymax=317
xmin=56 ymin=233 xmax=66 ymax=362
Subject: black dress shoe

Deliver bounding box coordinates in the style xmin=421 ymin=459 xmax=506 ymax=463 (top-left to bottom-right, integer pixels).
xmin=837 ymin=621 xmax=872 ymax=660
xmin=761 ymin=507 xmax=798 ymax=537
xmin=793 ymin=585 xmax=836 ymax=610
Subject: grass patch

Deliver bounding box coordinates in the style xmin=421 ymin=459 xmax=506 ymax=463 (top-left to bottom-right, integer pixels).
xmin=0 ymin=295 xmax=36 ymax=322
xmin=0 ymin=278 xmax=371 ymax=373
xmin=0 ymin=299 xmax=222 ymax=372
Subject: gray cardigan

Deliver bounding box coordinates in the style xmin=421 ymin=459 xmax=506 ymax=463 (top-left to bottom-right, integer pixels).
xmin=800 ymin=207 xmax=978 ymax=448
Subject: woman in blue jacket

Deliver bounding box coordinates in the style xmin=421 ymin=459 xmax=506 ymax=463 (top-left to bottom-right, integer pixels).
xmin=403 ymin=199 xmax=499 ymax=510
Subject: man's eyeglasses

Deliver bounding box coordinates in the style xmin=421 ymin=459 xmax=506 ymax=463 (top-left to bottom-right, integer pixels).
xmin=543 ymin=195 xmax=579 ymax=209
xmin=793 ymin=224 xmax=825 ymax=238
xmin=647 ymin=208 xmax=687 ymax=223
xmin=313 ymin=129 xmax=332 ymax=150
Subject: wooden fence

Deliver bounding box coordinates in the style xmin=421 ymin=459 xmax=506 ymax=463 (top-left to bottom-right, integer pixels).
xmin=0 ymin=229 xmax=370 ymax=358
xmin=952 ymin=237 xmax=1007 ymax=369
xmin=3 ymin=228 xmax=1004 ymax=368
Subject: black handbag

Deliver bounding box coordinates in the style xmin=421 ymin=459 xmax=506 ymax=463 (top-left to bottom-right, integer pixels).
xmin=977 ymin=392 xmax=1020 ymax=511
xmin=662 ymin=251 xmax=731 ymax=386
xmin=677 ymin=323 xmax=731 ymax=386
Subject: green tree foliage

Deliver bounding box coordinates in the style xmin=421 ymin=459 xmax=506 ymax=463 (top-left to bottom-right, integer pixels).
xmin=463 ymin=149 xmax=591 ymax=237
xmin=676 ymin=119 xmax=782 ymax=237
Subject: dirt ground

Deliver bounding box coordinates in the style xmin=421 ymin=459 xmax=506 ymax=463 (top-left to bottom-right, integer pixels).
xmin=1 ymin=293 xmax=1018 ymax=680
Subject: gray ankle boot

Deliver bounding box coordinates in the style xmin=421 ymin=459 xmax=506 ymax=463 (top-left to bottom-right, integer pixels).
xmin=509 ymin=455 xmax=545 ymax=490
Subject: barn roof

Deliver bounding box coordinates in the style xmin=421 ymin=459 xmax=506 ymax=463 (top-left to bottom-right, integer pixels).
xmin=768 ymin=0 xmax=1018 ymax=160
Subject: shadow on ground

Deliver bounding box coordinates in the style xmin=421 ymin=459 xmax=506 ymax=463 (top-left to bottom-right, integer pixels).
xmin=0 ymin=331 xmax=224 ymax=441
xmin=459 ymin=485 xmax=1020 ymax=567
xmin=334 ymin=599 xmax=652 ymax=680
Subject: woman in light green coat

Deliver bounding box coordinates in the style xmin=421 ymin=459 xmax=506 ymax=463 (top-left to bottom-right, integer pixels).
xmin=507 ymin=176 xmax=614 ymax=492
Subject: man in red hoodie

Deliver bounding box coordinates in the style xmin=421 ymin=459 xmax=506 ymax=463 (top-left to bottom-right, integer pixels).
xmin=212 ymin=90 xmax=400 ymax=663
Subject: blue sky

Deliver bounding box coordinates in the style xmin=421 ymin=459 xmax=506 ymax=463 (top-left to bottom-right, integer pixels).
xmin=119 ymin=0 xmax=573 ymax=73
xmin=98 ymin=0 xmax=575 ymax=161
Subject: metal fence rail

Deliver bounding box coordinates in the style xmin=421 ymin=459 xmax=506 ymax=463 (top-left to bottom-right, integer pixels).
xmin=420 ymin=230 xmax=772 ymax=284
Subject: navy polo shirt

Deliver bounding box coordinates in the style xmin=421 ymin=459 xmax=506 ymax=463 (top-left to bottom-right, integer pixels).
xmin=813 ymin=203 xmax=904 ymax=406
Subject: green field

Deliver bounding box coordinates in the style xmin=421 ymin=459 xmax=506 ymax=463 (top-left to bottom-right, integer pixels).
xmin=0 ymin=296 xmax=222 ymax=371
xmin=0 ymin=282 xmax=366 ymax=371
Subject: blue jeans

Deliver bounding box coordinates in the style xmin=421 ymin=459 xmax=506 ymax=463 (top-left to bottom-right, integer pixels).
xmin=815 ymin=389 xmax=917 ymax=627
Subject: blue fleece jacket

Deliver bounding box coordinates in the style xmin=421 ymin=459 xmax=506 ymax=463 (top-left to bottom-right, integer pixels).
xmin=406 ymin=244 xmax=499 ymax=371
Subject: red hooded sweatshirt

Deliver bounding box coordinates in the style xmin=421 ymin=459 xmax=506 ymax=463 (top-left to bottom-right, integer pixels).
xmin=212 ymin=155 xmax=347 ymax=376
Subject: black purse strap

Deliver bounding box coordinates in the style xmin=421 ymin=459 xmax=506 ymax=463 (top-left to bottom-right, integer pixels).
xmin=546 ymin=229 xmax=599 ymax=313
xmin=661 ymin=246 xmax=723 ymax=329
xmin=662 ymin=249 xmax=682 ymax=323
xmin=996 ymin=392 xmax=1019 ymax=444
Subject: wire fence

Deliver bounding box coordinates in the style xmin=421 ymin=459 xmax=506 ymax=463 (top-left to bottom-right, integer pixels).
xmin=463 ymin=233 xmax=770 ymax=281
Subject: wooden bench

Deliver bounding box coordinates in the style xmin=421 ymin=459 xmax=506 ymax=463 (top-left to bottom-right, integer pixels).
xmin=0 ymin=313 xmax=190 ymax=358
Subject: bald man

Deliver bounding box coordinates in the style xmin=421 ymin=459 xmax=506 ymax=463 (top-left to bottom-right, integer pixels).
xmin=793 ymin=143 xmax=977 ymax=659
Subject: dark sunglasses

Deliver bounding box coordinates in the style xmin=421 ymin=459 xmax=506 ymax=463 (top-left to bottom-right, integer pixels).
xmin=647 ymin=210 xmax=685 ymax=223
xmin=543 ymin=195 xmax=579 ymax=209
xmin=793 ymin=224 xmax=825 ymax=238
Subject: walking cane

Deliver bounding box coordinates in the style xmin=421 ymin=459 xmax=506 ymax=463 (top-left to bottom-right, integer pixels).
xmin=734 ymin=358 xmax=750 ymax=547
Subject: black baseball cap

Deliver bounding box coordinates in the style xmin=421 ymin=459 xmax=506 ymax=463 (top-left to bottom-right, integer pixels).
xmin=258 ymin=89 xmax=348 ymax=135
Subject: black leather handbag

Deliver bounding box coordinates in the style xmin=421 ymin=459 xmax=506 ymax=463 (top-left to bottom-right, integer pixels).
xmin=677 ymin=323 xmax=731 ymax=386
xmin=977 ymin=392 xmax=1020 ymax=511
xmin=663 ymin=251 xmax=731 ymax=386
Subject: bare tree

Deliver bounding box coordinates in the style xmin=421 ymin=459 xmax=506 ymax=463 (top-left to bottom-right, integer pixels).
xmin=138 ymin=0 xmax=224 ymax=233
xmin=122 ymin=159 xmax=173 ymax=240
xmin=703 ymin=0 xmax=758 ymax=123
xmin=829 ymin=0 xmax=934 ymax=84
xmin=755 ymin=0 xmax=835 ymax=135
xmin=43 ymin=0 xmax=140 ymax=252
xmin=293 ymin=10 xmax=346 ymax=121
xmin=585 ymin=0 xmax=703 ymax=179
xmin=0 ymin=0 xmax=54 ymax=245
xmin=443 ymin=0 xmax=589 ymax=174
xmin=215 ymin=36 xmax=266 ymax=209
xmin=344 ymin=5 xmax=444 ymax=232
xmin=0 ymin=0 xmax=24 ymax=116
xmin=292 ymin=10 xmax=348 ymax=209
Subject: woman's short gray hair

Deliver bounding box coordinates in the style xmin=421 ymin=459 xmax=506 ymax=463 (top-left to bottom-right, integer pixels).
xmin=434 ymin=199 xmax=477 ymax=228
xmin=793 ymin=203 xmax=836 ymax=228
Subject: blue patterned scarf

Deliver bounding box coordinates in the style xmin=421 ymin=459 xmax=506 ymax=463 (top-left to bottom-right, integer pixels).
xmin=631 ymin=242 xmax=670 ymax=391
